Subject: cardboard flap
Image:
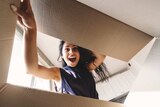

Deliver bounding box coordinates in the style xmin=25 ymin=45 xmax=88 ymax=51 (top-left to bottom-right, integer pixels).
xmin=0 ymin=0 xmax=20 ymax=88
xmin=0 ymin=84 xmax=125 ymax=107
xmin=31 ymin=0 xmax=152 ymax=61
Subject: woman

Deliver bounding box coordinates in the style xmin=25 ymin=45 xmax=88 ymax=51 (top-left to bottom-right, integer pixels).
xmin=10 ymin=0 xmax=105 ymax=99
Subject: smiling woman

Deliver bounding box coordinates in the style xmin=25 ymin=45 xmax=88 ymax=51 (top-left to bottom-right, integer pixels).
xmin=9 ymin=0 xmax=106 ymax=99
xmin=61 ymin=42 xmax=80 ymax=67
xmin=56 ymin=40 xmax=106 ymax=98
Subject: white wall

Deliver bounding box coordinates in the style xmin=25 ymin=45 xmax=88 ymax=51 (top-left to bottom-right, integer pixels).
xmin=96 ymin=38 xmax=155 ymax=101
xmin=125 ymin=38 xmax=160 ymax=107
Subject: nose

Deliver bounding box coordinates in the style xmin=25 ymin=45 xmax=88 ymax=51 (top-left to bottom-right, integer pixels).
xmin=69 ymin=48 xmax=74 ymax=54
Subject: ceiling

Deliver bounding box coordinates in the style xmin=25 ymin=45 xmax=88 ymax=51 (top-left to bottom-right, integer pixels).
xmin=77 ymin=0 xmax=160 ymax=37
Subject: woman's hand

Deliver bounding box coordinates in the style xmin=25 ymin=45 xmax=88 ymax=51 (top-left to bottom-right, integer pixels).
xmin=10 ymin=0 xmax=36 ymax=30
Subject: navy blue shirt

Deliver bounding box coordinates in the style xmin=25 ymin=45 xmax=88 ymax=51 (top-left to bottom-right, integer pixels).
xmin=60 ymin=66 xmax=98 ymax=99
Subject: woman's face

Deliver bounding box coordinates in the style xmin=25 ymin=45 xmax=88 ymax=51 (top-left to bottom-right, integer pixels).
xmin=62 ymin=42 xmax=80 ymax=67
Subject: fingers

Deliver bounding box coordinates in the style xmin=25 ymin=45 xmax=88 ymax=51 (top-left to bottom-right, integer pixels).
xmin=10 ymin=4 xmax=25 ymax=28
xmin=17 ymin=16 xmax=24 ymax=26
xmin=10 ymin=0 xmax=36 ymax=29
xmin=10 ymin=4 xmax=24 ymax=18
xmin=10 ymin=0 xmax=32 ymax=16
xmin=20 ymin=0 xmax=32 ymax=12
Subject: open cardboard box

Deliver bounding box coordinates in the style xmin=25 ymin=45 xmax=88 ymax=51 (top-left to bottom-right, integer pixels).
xmin=0 ymin=0 xmax=152 ymax=106
xmin=0 ymin=83 xmax=125 ymax=107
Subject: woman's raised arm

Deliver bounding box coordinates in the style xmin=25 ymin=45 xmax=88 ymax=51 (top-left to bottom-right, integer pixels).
xmin=10 ymin=0 xmax=60 ymax=81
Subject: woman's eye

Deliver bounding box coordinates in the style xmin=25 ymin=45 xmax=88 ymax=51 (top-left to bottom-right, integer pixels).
xmin=72 ymin=47 xmax=78 ymax=51
xmin=65 ymin=48 xmax=70 ymax=52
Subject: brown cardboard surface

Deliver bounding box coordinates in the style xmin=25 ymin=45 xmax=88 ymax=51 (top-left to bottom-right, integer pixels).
xmin=31 ymin=0 xmax=153 ymax=61
xmin=0 ymin=0 xmax=20 ymax=87
xmin=0 ymin=84 xmax=125 ymax=107
xmin=0 ymin=40 xmax=14 ymax=88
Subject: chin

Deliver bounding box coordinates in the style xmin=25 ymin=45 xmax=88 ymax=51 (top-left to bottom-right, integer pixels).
xmin=69 ymin=65 xmax=76 ymax=67
xmin=68 ymin=63 xmax=77 ymax=67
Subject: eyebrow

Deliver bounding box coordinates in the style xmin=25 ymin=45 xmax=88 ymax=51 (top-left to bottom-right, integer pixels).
xmin=65 ymin=45 xmax=77 ymax=48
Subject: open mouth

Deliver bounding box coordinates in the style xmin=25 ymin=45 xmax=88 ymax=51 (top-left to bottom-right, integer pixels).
xmin=68 ymin=57 xmax=76 ymax=62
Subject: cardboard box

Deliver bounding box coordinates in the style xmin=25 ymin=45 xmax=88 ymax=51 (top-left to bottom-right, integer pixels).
xmin=0 ymin=1 xmax=124 ymax=106
xmin=0 ymin=0 xmax=153 ymax=106
xmin=31 ymin=0 xmax=153 ymax=61
xmin=0 ymin=83 xmax=125 ymax=107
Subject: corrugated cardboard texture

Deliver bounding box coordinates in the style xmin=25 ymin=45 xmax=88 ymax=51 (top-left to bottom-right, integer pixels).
xmin=0 ymin=84 xmax=125 ymax=107
xmin=0 ymin=0 xmax=20 ymax=88
xmin=31 ymin=0 xmax=153 ymax=61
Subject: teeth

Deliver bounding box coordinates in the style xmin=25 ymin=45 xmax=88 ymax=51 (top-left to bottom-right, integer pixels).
xmin=68 ymin=56 xmax=76 ymax=58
